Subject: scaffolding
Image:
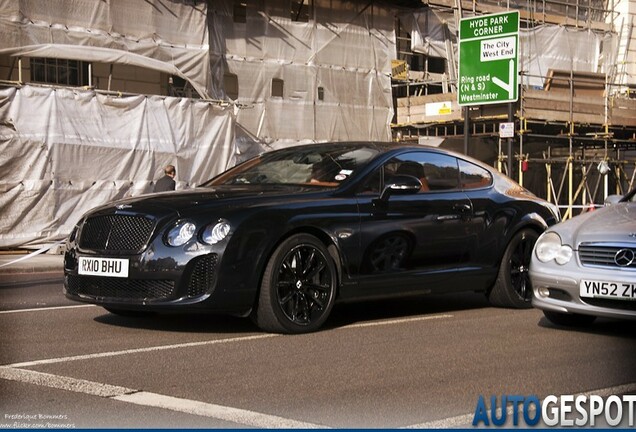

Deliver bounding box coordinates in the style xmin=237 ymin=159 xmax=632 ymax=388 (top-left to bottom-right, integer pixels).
xmin=391 ymin=0 xmax=636 ymax=219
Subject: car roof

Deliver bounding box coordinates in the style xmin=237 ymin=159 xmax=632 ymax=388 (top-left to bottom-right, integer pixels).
xmin=264 ymin=141 xmax=495 ymax=172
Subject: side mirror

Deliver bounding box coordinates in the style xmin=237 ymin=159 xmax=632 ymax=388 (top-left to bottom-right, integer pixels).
xmin=378 ymin=175 xmax=422 ymax=202
xmin=604 ymin=195 xmax=623 ymax=206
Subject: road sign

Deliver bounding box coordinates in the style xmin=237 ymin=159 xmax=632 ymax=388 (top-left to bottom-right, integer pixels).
xmin=458 ymin=11 xmax=519 ymax=106
xmin=499 ymin=122 xmax=514 ymax=138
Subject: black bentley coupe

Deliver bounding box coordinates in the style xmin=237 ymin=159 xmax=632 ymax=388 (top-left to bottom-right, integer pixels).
xmin=64 ymin=142 xmax=560 ymax=333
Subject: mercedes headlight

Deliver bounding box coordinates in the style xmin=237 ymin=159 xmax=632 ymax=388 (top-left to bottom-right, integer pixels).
xmin=535 ymin=232 xmax=572 ymax=264
xmin=202 ymin=220 xmax=231 ymax=245
xmin=166 ymin=221 xmax=196 ymax=247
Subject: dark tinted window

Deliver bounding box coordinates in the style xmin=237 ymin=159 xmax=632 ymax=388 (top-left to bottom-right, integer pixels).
xmin=394 ymin=152 xmax=459 ymax=192
xmin=459 ymin=159 xmax=492 ymax=189
xmin=360 ymin=151 xmax=460 ymax=194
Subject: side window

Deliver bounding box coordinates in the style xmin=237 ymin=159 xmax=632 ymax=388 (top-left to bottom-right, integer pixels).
xmin=358 ymin=166 xmax=382 ymax=194
xmin=459 ymin=159 xmax=492 ymax=189
xmin=358 ymin=152 xmax=462 ymax=195
xmin=392 ymin=152 xmax=459 ymax=192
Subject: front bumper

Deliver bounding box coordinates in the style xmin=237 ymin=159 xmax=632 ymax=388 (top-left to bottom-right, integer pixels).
xmin=530 ymin=267 xmax=636 ymax=321
xmin=64 ymin=250 xmax=222 ymax=308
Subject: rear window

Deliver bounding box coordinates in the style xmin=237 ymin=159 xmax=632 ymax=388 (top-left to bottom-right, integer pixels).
xmin=459 ymin=159 xmax=492 ymax=189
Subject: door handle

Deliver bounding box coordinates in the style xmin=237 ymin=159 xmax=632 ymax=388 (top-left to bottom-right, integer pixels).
xmin=453 ymin=203 xmax=471 ymax=213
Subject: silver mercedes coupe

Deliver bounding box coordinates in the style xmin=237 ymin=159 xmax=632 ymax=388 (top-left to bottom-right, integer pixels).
xmin=530 ymin=188 xmax=636 ymax=326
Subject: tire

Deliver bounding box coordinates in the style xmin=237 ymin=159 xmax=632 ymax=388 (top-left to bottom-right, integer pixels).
xmin=254 ymin=233 xmax=338 ymax=334
xmin=543 ymin=310 xmax=597 ymax=327
xmin=488 ymin=228 xmax=539 ymax=309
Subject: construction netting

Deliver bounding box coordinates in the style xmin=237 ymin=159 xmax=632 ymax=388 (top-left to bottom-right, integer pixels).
xmin=406 ymin=8 xmax=617 ymax=89
xmin=0 ymin=0 xmax=400 ymax=248
xmin=0 ymin=0 xmax=211 ymax=98
xmin=207 ymin=0 xmax=395 ymax=146
xmin=0 ymin=85 xmax=235 ymax=248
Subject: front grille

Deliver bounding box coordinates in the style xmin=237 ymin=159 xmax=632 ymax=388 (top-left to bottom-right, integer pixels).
xmin=79 ymin=214 xmax=155 ymax=253
xmin=186 ymin=254 xmax=218 ymax=297
xmin=579 ymin=244 xmax=636 ymax=270
xmin=583 ymin=298 xmax=636 ymax=311
xmin=66 ymin=275 xmax=174 ymax=301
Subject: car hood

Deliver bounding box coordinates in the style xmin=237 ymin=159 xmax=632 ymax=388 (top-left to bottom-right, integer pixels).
xmin=85 ymin=185 xmax=328 ymax=218
xmin=552 ymin=202 xmax=636 ymax=247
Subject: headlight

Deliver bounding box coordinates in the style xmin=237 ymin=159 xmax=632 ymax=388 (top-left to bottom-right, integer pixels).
xmin=535 ymin=232 xmax=573 ymax=264
xmin=202 ymin=220 xmax=231 ymax=245
xmin=166 ymin=221 xmax=196 ymax=246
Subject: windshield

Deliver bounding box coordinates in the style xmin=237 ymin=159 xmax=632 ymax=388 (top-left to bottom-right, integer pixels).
xmin=205 ymin=145 xmax=381 ymax=187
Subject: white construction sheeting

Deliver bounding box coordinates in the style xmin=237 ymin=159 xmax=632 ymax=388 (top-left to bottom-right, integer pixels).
xmin=208 ymin=0 xmax=395 ymax=144
xmin=407 ymin=10 xmax=617 ymax=89
xmin=408 ymin=8 xmax=457 ymax=59
xmin=0 ymin=0 xmax=400 ymax=249
xmin=0 ymin=86 xmax=235 ymax=249
xmin=0 ymin=0 xmax=211 ymax=98
xmin=520 ymin=25 xmax=616 ymax=88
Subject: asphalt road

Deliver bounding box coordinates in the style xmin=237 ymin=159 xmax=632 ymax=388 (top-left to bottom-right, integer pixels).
xmin=1 ymin=275 xmax=635 ymax=428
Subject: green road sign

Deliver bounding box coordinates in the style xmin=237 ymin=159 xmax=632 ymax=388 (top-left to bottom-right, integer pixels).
xmin=458 ymin=11 xmax=519 ymax=106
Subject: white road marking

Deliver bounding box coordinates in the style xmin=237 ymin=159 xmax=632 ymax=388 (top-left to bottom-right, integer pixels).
xmin=0 ymin=311 xmax=454 ymax=427
xmin=342 ymin=314 xmax=453 ymax=329
xmin=403 ymin=383 xmax=636 ymax=429
xmin=0 ymin=304 xmax=95 ymax=315
xmin=4 ymin=314 xmax=454 ymax=368
xmin=0 ymin=367 xmax=325 ymax=428
xmin=0 ymin=367 xmax=135 ymax=398
xmin=114 ymin=392 xmax=326 ymax=428
xmin=5 ymin=334 xmax=280 ymax=368
xmin=3 ymin=307 xmax=632 ymax=428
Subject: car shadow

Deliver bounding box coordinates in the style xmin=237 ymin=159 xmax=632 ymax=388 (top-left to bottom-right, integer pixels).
xmin=537 ymin=315 xmax=636 ymax=339
xmin=325 ymin=291 xmax=492 ymax=330
xmin=93 ymin=311 xmax=259 ymax=334
xmin=92 ymin=291 xmax=492 ymax=334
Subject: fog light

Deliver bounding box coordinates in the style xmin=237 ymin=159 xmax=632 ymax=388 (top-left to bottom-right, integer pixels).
xmin=538 ymin=287 xmax=551 ymax=298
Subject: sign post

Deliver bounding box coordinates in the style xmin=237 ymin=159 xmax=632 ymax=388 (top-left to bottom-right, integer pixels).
xmin=458 ymin=11 xmax=519 ymax=106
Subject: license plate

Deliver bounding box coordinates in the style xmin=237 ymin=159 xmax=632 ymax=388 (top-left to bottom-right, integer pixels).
xmin=580 ymin=279 xmax=636 ymax=300
xmin=78 ymin=257 xmax=129 ymax=278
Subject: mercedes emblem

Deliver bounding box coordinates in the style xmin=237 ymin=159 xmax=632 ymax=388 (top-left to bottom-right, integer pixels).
xmin=614 ymin=249 xmax=635 ymax=267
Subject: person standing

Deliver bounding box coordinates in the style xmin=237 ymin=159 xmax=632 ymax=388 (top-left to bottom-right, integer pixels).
xmin=154 ymin=164 xmax=176 ymax=192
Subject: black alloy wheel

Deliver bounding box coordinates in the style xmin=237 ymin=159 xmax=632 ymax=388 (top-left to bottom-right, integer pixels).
xmin=255 ymin=234 xmax=337 ymax=333
xmin=488 ymin=228 xmax=539 ymax=308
